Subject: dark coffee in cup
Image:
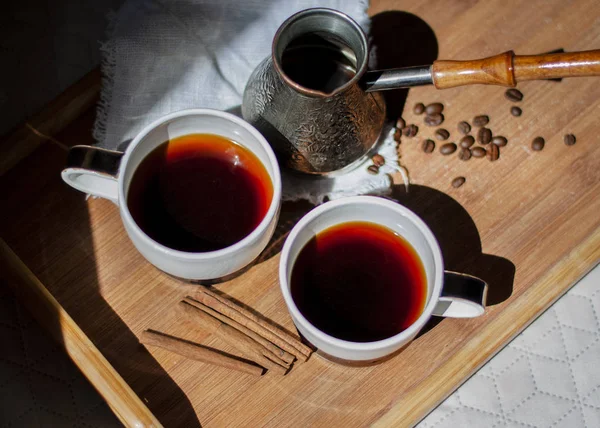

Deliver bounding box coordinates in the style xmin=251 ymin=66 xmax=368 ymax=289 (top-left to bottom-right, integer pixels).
xmin=127 ymin=133 xmax=273 ymax=252
xmin=290 ymin=221 xmax=427 ymax=342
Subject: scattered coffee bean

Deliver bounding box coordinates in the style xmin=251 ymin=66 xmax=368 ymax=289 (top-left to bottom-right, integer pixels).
xmin=564 ymin=133 xmax=576 ymax=146
xmin=413 ymin=103 xmax=425 ymax=115
xmin=440 ymin=142 xmax=457 ymax=155
xmin=473 ymin=115 xmax=489 ymax=127
xmin=404 ymin=124 xmax=418 ymax=137
xmin=425 ymin=102 xmax=444 ymax=115
xmin=458 ymin=121 xmax=471 ymax=135
xmin=458 ymin=148 xmax=472 ymax=161
xmin=422 ymin=139 xmax=435 ymax=154
xmin=510 ymin=106 xmax=522 ymax=117
xmin=487 ymin=144 xmax=500 ymax=161
xmin=435 ymin=128 xmax=450 ymax=140
xmin=393 ymin=129 xmax=402 ymax=142
xmin=471 ymin=147 xmax=486 ymax=158
xmin=477 ymin=127 xmax=492 ymax=145
xmin=505 ymin=88 xmax=524 ymax=102
xmin=452 ymin=176 xmax=466 ymax=188
xmin=396 ymin=117 xmax=406 ymax=129
xmin=367 ymin=164 xmax=380 ymax=175
xmin=492 ymin=136 xmax=508 ymax=147
xmin=372 ymin=154 xmax=385 ymax=166
xmin=459 ymin=135 xmax=475 ymax=149
xmin=531 ymin=137 xmax=545 ymax=151
xmin=402 ymin=127 xmax=411 ymax=137
xmin=425 ymin=113 xmax=444 ymax=126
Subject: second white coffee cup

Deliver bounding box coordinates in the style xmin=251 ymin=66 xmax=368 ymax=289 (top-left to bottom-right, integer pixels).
xmin=279 ymin=196 xmax=487 ymax=362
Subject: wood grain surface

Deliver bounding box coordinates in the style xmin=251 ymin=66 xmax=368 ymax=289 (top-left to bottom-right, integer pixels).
xmin=1 ymin=0 xmax=599 ymax=426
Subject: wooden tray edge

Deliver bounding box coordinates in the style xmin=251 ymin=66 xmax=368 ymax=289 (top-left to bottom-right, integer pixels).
xmin=373 ymin=226 xmax=600 ymax=427
xmin=0 ymin=68 xmax=100 ymax=176
xmin=0 ymin=238 xmax=162 ymax=427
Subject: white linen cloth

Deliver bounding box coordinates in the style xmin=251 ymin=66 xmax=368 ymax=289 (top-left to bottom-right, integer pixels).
xmin=94 ymin=0 xmax=398 ymax=204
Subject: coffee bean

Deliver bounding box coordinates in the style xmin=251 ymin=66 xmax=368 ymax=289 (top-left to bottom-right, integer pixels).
xmin=492 ymin=136 xmax=508 ymax=147
xmin=487 ymin=144 xmax=500 ymax=161
xmin=405 ymin=124 xmax=418 ymax=137
xmin=471 ymin=147 xmax=486 ymax=158
xmin=473 ymin=115 xmax=489 ymax=127
xmin=367 ymin=164 xmax=380 ymax=175
xmin=425 ymin=113 xmax=444 ymax=126
xmin=440 ymin=142 xmax=457 ymax=155
xmin=477 ymin=127 xmax=492 ymax=145
xmin=435 ymin=128 xmax=450 ymax=140
xmin=505 ymin=88 xmax=524 ymax=102
xmin=425 ymin=102 xmax=444 ymax=115
xmin=458 ymin=148 xmax=472 ymax=161
xmin=459 ymin=135 xmax=475 ymax=149
xmin=372 ymin=154 xmax=385 ymax=166
xmin=396 ymin=117 xmax=406 ymax=129
xmin=452 ymin=176 xmax=466 ymax=188
xmin=402 ymin=127 xmax=411 ymax=137
xmin=458 ymin=121 xmax=471 ymax=135
xmin=422 ymin=139 xmax=435 ymax=154
xmin=531 ymin=137 xmax=545 ymax=151
xmin=564 ymin=133 xmax=576 ymax=146
xmin=394 ymin=129 xmax=402 ymax=142
xmin=413 ymin=103 xmax=425 ymax=115
xmin=511 ymin=106 xmax=522 ymax=117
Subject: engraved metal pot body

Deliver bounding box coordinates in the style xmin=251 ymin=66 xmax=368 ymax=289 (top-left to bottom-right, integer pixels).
xmin=242 ymin=8 xmax=386 ymax=175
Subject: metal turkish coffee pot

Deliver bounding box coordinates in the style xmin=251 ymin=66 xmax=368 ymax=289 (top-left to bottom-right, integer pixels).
xmin=242 ymin=8 xmax=600 ymax=175
xmin=243 ymin=8 xmax=388 ymax=175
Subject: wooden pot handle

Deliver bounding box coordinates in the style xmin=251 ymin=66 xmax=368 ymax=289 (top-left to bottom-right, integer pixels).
xmin=431 ymin=49 xmax=600 ymax=89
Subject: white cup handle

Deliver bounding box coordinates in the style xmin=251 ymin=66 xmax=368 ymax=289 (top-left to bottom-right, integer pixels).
xmin=432 ymin=271 xmax=488 ymax=318
xmin=61 ymin=146 xmax=124 ymax=204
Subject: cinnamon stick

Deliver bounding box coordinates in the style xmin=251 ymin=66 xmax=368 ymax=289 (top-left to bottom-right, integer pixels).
xmin=184 ymin=296 xmax=295 ymax=365
xmin=177 ymin=302 xmax=288 ymax=375
xmin=193 ymin=286 xmax=312 ymax=361
xmin=140 ymin=330 xmax=263 ymax=376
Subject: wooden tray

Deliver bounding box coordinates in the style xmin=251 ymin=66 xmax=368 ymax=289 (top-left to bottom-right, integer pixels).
xmin=2 ymin=0 xmax=600 ymax=426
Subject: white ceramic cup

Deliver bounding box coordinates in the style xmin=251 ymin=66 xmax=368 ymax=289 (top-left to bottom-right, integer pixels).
xmin=62 ymin=109 xmax=282 ymax=280
xmin=279 ymin=196 xmax=487 ymax=362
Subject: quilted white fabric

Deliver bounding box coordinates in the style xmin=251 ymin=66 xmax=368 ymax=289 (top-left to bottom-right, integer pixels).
xmin=419 ymin=264 xmax=600 ymax=428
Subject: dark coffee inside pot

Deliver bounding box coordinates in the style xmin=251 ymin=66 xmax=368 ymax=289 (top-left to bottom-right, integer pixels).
xmin=281 ymin=34 xmax=357 ymax=93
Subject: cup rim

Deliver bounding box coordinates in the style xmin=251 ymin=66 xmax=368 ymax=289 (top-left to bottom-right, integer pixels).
xmin=118 ymin=108 xmax=282 ymax=260
xmin=271 ymin=7 xmax=369 ymax=97
xmin=279 ymin=196 xmax=445 ymax=351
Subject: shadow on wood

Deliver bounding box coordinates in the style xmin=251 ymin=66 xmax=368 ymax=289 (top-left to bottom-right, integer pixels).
xmin=369 ymin=11 xmax=439 ymax=121
xmin=390 ymin=184 xmax=516 ymax=309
